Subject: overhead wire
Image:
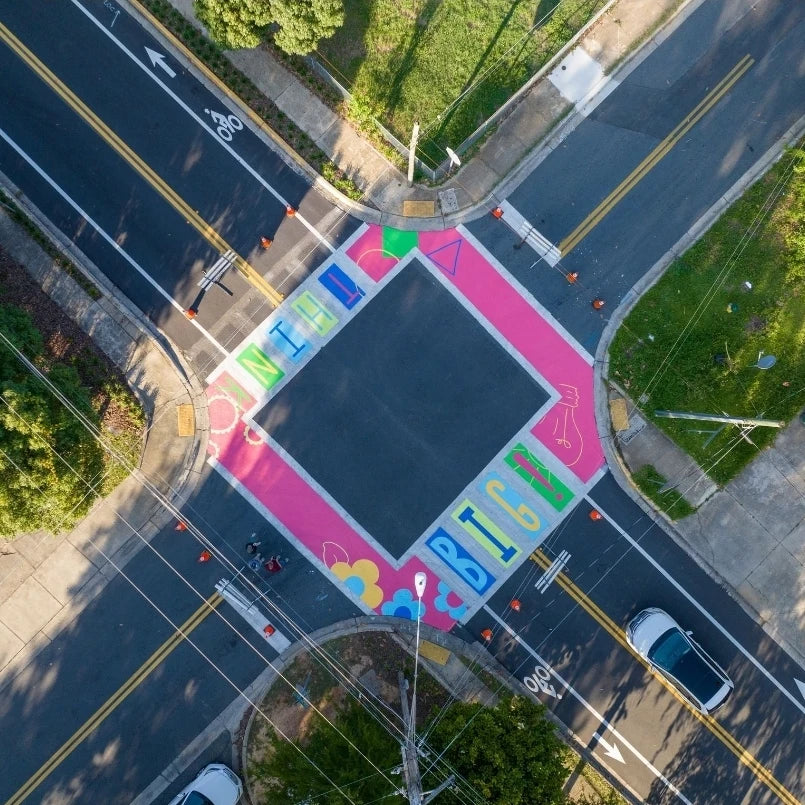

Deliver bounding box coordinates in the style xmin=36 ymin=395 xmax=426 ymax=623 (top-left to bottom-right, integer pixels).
xmin=0 ymin=330 xmax=484 ymax=805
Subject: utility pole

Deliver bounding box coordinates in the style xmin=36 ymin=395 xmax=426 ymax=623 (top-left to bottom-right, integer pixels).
xmin=407 ymin=121 xmax=420 ymax=187
xmin=654 ymin=410 xmax=784 ymax=428
xmin=398 ymin=572 xmax=454 ymax=805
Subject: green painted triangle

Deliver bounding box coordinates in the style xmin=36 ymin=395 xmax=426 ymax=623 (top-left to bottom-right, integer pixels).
xmin=382 ymin=227 xmax=418 ymax=259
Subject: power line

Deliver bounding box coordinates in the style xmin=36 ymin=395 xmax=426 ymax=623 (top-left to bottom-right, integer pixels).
xmin=0 ymin=330 xmax=482 ymax=805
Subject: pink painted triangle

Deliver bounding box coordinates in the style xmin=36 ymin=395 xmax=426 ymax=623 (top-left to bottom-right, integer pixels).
xmin=425 ymin=238 xmax=462 ymax=275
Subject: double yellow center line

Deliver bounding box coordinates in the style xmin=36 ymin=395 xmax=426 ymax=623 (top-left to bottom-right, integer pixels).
xmin=0 ymin=22 xmax=283 ymax=307
xmin=5 ymin=592 xmax=223 ymax=805
xmin=558 ymin=54 xmax=754 ymax=256
xmin=530 ymin=551 xmax=798 ymax=805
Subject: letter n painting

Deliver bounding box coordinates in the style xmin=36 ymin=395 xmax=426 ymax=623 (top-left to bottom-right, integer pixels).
xmin=236 ymin=344 xmax=285 ymax=391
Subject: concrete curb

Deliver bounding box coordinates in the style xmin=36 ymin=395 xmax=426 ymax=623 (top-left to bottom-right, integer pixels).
xmin=229 ymin=615 xmax=641 ymax=805
xmin=593 ymin=113 xmax=805 ymax=660
xmin=0 ymin=172 xmax=210 ymax=685
xmin=123 ymin=0 xmax=703 ymax=230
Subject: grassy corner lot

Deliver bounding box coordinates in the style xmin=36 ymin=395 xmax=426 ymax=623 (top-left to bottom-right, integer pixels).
xmin=318 ymin=0 xmax=607 ymax=166
xmin=609 ymin=145 xmax=805 ymax=485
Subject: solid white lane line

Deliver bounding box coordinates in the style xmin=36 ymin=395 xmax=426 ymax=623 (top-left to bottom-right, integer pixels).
xmin=484 ymin=606 xmax=693 ymax=805
xmin=70 ymin=0 xmax=336 ymax=252
xmin=586 ymin=493 xmax=805 ymax=717
xmin=0 ymin=125 xmax=228 ymax=356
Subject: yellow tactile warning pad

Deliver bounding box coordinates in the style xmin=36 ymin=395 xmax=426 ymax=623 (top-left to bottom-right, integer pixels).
xmin=609 ymin=397 xmax=629 ymax=432
xmin=177 ymin=404 xmax=195 ymax=437
xmin=403 ymin=199 xmax=436 ymax=217
xmin=419 ymin=640 xmax=451 ymax=665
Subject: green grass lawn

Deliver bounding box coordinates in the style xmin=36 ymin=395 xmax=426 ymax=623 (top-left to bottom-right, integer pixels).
xmin=609 ymin=146 xmax=805 ymax=485
xmin=317 ymin=0 xmax=606 ymax=165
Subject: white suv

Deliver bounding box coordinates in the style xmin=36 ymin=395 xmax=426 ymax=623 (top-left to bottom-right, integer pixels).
xmin=168 ymin=764 xmax=243 ymax=805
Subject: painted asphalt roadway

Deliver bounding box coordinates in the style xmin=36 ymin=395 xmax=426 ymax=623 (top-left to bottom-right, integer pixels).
xmin=0 ymin=0 xmax=804 ymax=803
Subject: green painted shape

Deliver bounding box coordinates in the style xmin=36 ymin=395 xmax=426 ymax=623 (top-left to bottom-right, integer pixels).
xmin=382 ymin=227 xmax=418 ymax=258
xmin=236 ymin=343 xmax=285 ymax=390
xmin=504 ymin=444 xmax=573 ymax=512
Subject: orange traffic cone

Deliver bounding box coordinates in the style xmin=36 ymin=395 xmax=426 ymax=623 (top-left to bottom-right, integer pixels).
xmin=285 ymin=205 xmax=296 ymax=217
xmin=510 ymin=599 xmax=522 ymax=612
xmin=592 ymin=298 xmax=605 ymax=310
xmin=260 ymin=236 xmax=272 ymax=249
xmin=491 ymin=207 xmax=503 ymax=219
xmin=263 ymin=623 xmax=276 ymax=637
xmin=566 ymin=272 xmax=578 ymax=283
xmin=589 ymin=509 xmax=603 ymax=521
xmin=184 ymin=308 xmax=197 ymax=319
xmin=197 ymin=550 xmax=212 ymax=563
xmin=174 ymin=521 xmax=188 ymax=531
xmin=480 ymin=628 xmax=493 ymax=642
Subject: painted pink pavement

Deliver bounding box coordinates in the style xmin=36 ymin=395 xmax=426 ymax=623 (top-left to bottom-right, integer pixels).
xmin=207 ymin=372 xmax=464 ymax=630
xmin=205 ymin=224 xmax=604 ymax=631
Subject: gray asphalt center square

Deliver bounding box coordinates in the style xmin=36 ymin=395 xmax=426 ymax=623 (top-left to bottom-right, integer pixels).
xmin=253 ymin=258 xmax=550 ymax=559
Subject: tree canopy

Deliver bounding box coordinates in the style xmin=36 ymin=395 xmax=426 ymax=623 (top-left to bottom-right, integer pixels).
xmin=251 ymin=698 xmax=405 ymax=804
xmin=271 ymin=0 xmax=345 ymax=55
xmin=194 ymin=0 xmax=344 ymax=54
xmin=424 ymin=696 xmax=568 ymax=805
xmin=0 ymin=304 xmax=104 ymax=537
xmin=194 ymin=0 xmax=273 ymax=50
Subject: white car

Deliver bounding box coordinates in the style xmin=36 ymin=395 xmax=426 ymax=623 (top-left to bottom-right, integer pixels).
xmin=626 ymin=607 xmax=734 ymax=714
xmin=168 ymin=764 xmax=243 ymax=805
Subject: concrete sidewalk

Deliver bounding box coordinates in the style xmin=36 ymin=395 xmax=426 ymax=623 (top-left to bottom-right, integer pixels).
xmin=134 ymin=616 xmax=635 ymax=805
xmin=0 ymin=181 xmax=209 ymax=686
xmin=158 ymin=0 xmax=699 ymax=229
xmin=594 ymin=111 xmax=805 ymax=667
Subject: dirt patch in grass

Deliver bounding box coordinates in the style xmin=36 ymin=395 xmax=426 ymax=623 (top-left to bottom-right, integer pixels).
xmin=245 ymin=631 xmax=451 ymax=803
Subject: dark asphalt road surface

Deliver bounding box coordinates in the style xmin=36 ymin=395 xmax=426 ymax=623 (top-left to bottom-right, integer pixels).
xmin=0 ymin=0 xmax=804 ymax=802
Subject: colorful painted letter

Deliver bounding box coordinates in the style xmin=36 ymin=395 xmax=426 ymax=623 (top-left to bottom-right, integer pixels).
xmin=426 ymin=528 xmax=494 ymax=593
xmin=452 ymin=500 xmax=520 ymax=567
xmin=291 ymin=291 xmax=338 ymax=335
xmin=236 ymin=344 xmax=285 ymax=391
xmin=481 ymin=472 xmax=543 ymax=537
xmin=268 ymin=320 xmax=309 ymax=362
xmin=505 ymin=444 xmax=573 ymax=511
xmin=319 ymin=264 xmax=366 ymax=310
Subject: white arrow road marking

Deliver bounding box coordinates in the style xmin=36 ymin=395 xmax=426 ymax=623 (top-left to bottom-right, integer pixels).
xmin=593 ymin=732 xmax=625 ymax=763
xmin=73 ymin=0 xmax=336 ymax=253
xmin=485 ymin=606 xmax=693 ymax=804
xmin=144 ymin=46 xmax=176 ymax=79
xmin=795 ymin=679 xmax=805 ymax=703
xmin=587 ymin=495 xmax=805 ymax=719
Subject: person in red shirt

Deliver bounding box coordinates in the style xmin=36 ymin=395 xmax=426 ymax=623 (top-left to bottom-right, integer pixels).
xmin=264 ymin=556 xmax=283 ymax=573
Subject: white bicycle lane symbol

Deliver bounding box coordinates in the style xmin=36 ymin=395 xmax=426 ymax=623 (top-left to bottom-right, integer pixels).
xmin=204 ymin=107 xmax=244 ymax=141
xmin=523 ymin=662 xmax=563 ymax=700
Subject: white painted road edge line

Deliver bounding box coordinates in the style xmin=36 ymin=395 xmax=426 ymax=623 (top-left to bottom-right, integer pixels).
xmin=586 ymin=494 xmax=805 ymax=716
xmin=484 ymin=605 xmax=693 ymax=805
xmin=70 ymin=0 xmax=336 ymax=253
xmin=129 ymin=662 xmax=278 ymax=805
xmin=0 ymin=125 xmax=228 ymax=356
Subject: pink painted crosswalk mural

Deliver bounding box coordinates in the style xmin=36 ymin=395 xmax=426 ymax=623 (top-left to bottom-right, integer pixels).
xmin=205 ymin=224 xmax=605 ymax=630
